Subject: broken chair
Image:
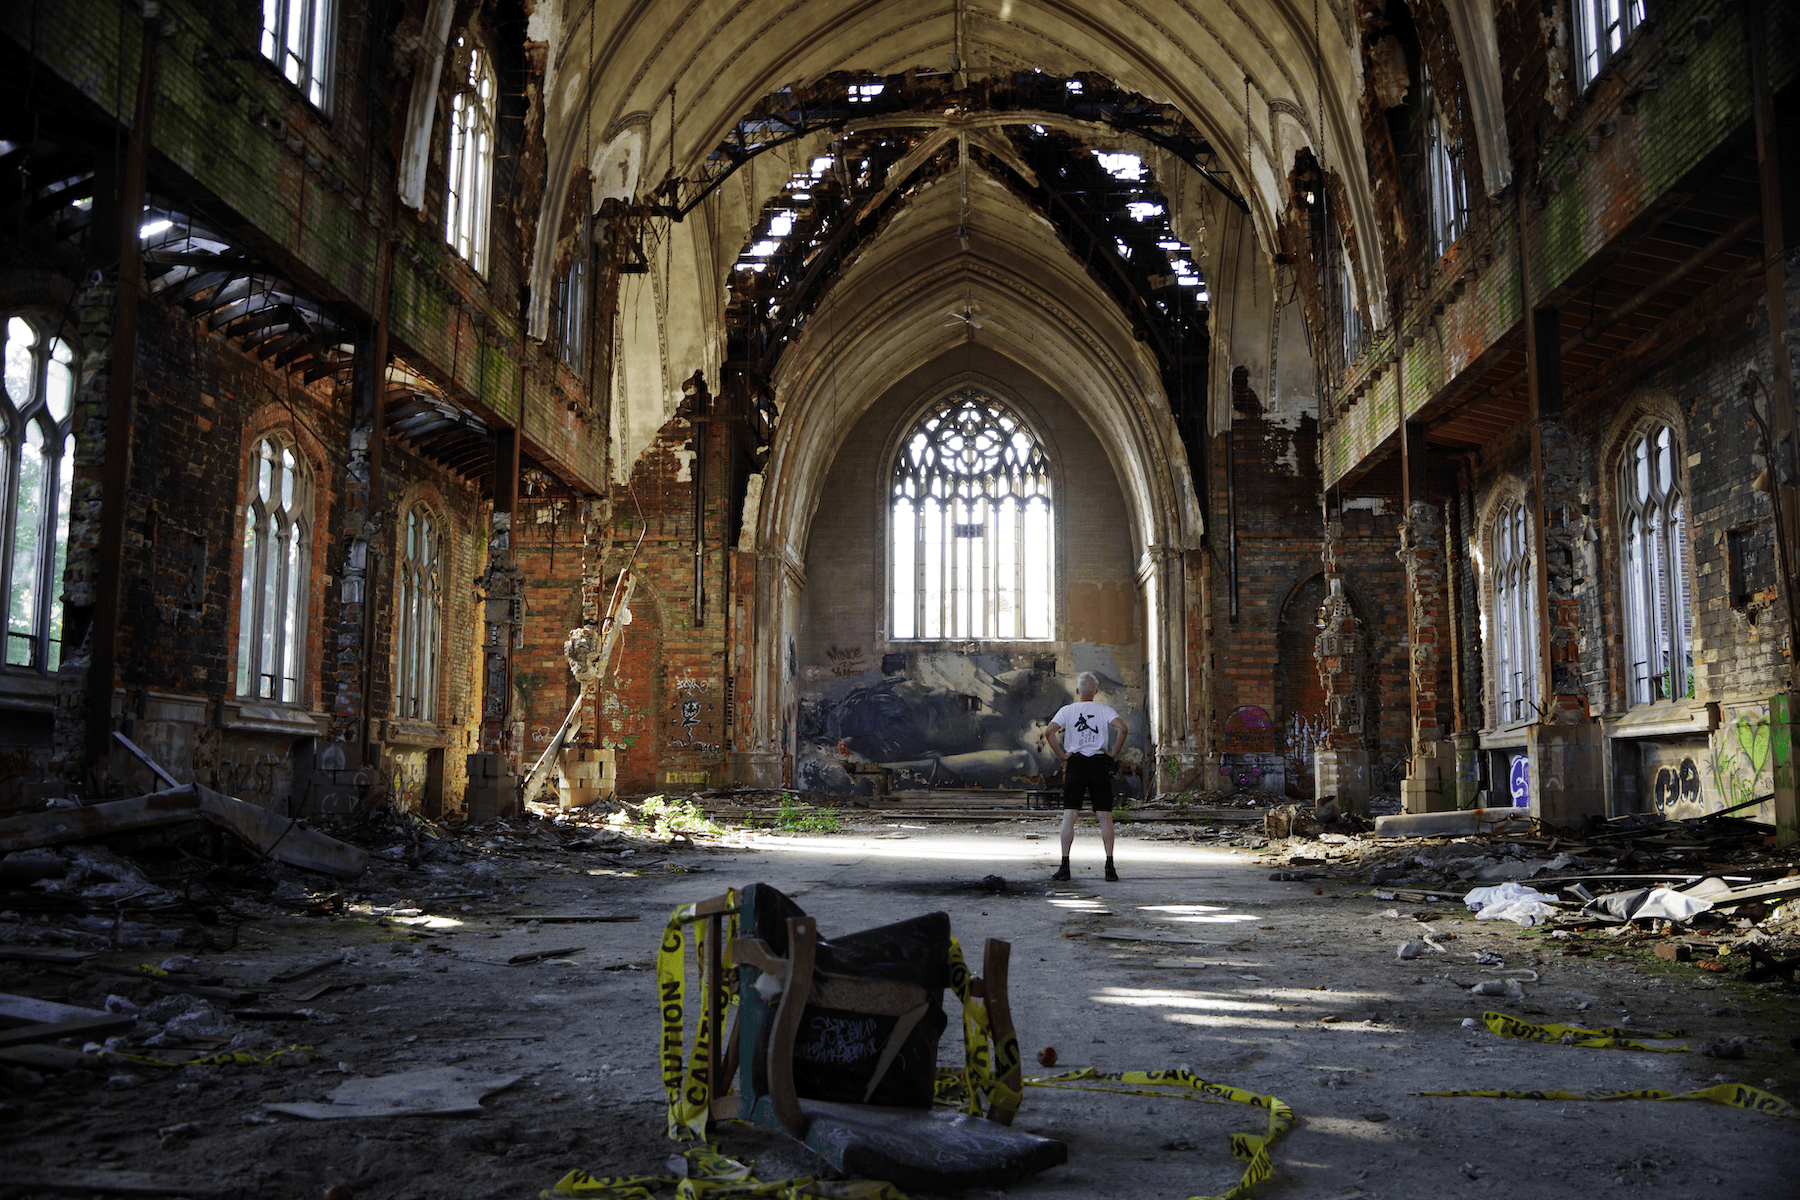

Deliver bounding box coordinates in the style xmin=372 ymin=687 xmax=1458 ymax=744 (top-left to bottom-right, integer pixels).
xmin=677 ymin=883 xmax=1066 ymax=1191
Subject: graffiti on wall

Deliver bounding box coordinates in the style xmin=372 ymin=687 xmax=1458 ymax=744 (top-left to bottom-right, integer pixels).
xmin=390 ymin=750 xmax=429 ymax=811
xmin=1284 ymin=712 xmax=1328 ymax=797
xmin=1508 ymin=753 xmax=1530 ymax=807
xmin=669 ymin=672 xmax=721 ymax=753
xmin=795 ymin=650 xmax=1145 ymax=795
xmin=825 ymin=645 xmax=869 ymax=678
xmin=1653 ymin=757 xmax=1702 ymax=812
xmin=1707 ymin=706 xmax=1773 ymax=817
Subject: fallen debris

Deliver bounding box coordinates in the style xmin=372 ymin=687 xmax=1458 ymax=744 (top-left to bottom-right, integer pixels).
xmin=0 ymin=784 xmax=368 ymax=880
xmin=266 ymin=1066 xmax=521 ymax=1118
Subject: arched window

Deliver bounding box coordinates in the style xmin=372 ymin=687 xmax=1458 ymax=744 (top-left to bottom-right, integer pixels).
xmin=1621 ymin=423 xmax=1691 ymax=704
xmin=3 ymin=315 xmax=75 ymax=672
xmin=891 ymin=390 xmax=1053 ymax=640
xmin=1491 ymin=500 xmax=1538 ymax=722
xmin=1423 ymin=78 xmax=1468 ymax=258
xmin=236 ymin=434 xmax=313 ymax=703
xmin=1573 ymin=0 xmax=1644 ymax=90
xmin=259 ymin=0 xmax=336 ymax=109
xmin=1337 ymin=237 xmax=1366 ymax=362
xmin=444 ymin=37 xmax=496 ymax=275
xmin=395 ymin=505 xmax=442 ymax=721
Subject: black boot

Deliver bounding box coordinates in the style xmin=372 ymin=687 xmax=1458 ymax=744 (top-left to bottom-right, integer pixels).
xmin=1050 ymin=857 xmax=1072 ymax=881
xmin=1104 ymin=857 xmax=1119 ymax=882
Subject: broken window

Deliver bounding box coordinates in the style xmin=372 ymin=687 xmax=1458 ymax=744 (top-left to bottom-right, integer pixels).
xmin=891 ymin=391 xmax=1053 ymax=641
xmin=1572 ymin=0 xmax=1644 ymax=90
xmin=236 ymin=433 xmax=313 ymax=704
xmin=1423 ymin=79 xmax=1468 ymax=258
xmin=395 ymin=505 xmax=442 ymax=721
xmin=554 ymin=223 xmax=587 ymax=372
xmin=1491 ymin=500 xmax=1538 ymax=723
xmin=259 ymin=0 xmax=335 ymax=109
xmin=1337 ymin=237 xmax=1366 ymax=362
xmin=1621 ymin=423 xmax=1692 ymax=704
xmin=2 ymin=315 xmax=74 ymax=673
xmin=445 ymin=38 xmax=496 ymax=275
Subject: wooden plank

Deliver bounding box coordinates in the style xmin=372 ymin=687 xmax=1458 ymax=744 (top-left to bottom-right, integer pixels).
xmin=1093 ymin=930 xmax=1248 ymax=947
xmin=0 ymin=992 xmax=116 ymax=1028
xmin=6 ymin=1168 xmax=233 ymax=1196
xmin=269 ymin=956 xmax=344 ymax=983
xmin=0 ymin=945 xmax=98 ymax=965
xmin=505 ymin=913 xmax=640 ymax=923
xmin=0 ymin=1014 xmax=136 ymax=1048
xmin=0 ymin=1043 xmax=107 ymax=1071
xmin=507 ymin=947 xmax=585 ymax=964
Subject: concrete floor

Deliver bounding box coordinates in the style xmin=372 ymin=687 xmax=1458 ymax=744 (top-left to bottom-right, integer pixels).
xmin=7 ymin=814 xmax=1799 ymax=1199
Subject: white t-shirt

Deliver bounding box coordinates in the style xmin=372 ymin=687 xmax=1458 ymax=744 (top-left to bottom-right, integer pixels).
xmin=1051 ymin=701 xmax=1120 ymax=757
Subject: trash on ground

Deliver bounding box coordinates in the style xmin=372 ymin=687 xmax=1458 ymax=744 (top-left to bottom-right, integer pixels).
xmin=265 ymin=1066 xmax=522 ymax=1118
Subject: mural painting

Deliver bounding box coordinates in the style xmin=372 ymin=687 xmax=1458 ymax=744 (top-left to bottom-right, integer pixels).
xmin=389 ymin=749 xmax=430 ymax=812
xmin=795 ymin=648 xmax=1146 ymax=795
xmin=1706 ymin=704 xmax=1774 ymax=821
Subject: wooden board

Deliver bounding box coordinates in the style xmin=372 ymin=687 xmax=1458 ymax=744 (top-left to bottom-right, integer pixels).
xmin=505 ymin=913 xmax=640 ymax=923
xmin=0 ymin=992 xmax=119 ymax=1027
xmin=0 ymin=945 xmax=98 ymax=965
xmin=0 ymin=1043 xmax=107 ymax=1071
xmin=1094 ymin=930 xmax=1249 ymax=947
xmin=0 ymin=1014 xmax=136 ymax=1048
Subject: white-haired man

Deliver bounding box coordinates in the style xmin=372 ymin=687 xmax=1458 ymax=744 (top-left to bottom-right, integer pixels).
xmin=1046 ymin=672 xmax=1128 ymax=881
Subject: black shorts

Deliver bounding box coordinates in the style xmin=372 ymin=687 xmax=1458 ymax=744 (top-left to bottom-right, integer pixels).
xmin=1063 ymin=753 xmax=1115 ymax=811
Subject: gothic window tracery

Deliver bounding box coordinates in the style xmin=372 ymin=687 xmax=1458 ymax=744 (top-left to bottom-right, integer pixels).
xmin=890 ymin=390 xmax=1053 ymax=640
xmin=2 ymin=316 xmax=75 ymax=673
xmin=236 ymin=433 xmax=313 ymax=703
xmin=1620 ymin=423 xmax=1692 ymax=705
xmin=1492 ymin=500 xmax=1539 ymax=723
xmin=396 ymin=504 xmax=443 ymax=721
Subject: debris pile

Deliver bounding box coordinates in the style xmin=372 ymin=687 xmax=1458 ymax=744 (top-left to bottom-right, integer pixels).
xmin=1258 ymin=804 xmax=1800 ymax=982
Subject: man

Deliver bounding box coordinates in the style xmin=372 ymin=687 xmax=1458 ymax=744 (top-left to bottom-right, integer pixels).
xmin=1045 ymin=672 xmax=1129 ymax=881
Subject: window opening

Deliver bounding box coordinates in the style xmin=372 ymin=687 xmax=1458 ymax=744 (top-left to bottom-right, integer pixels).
xmin=445 ymin=37 xmax=496 ymax=274
xmin=1338 ymin=238 xmax=1366 ymax=361
xmin=3 ymin=316 xmax=75 ymax=672
xmin=1621 ymin=424 xmax=1692 ymax=704
xmin=1492 ymin=500 xmax=1539 ymax=722
xmin=1573 ymin=0 xmax=1644 ymax=90
xmin=891 ymin=391 xmax=1053 ymax=640
xmin=1423 ymin=78 xmax=1468 ymax=258
xmin=396 ymin=505 xmax=442 ymax=721
xmin=236 ymin=434 xmax=312 ymax=703
xmin=259 ymin=0 xmax=335 ymax=109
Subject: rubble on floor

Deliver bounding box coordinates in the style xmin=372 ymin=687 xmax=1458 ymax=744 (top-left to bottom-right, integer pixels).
xmin=1252 ymin=801 xmax=1800 ymax=986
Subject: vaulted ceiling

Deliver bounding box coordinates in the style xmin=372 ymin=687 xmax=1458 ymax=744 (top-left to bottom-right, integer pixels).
xmin=526 ymin=0 xmax=1383 ymax=554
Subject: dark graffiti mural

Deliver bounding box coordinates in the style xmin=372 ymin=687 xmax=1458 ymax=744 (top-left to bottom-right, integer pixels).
xmin=795 ymin=650 xmax=1145 ymax=795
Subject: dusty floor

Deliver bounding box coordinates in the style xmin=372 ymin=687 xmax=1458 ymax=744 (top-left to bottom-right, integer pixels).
xmin=5 ymin=810 xmax=1800 ymax=1200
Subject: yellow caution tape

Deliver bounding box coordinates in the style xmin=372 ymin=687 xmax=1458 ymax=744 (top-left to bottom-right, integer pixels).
xmin=1421 ymin=1082 xmax=1798 ymax=1121
xmin=1021 ymin=1067 xmax=1295 ymax=1200
xmin=943 ymin=938 xmax=1022 ymax=1116
xmin=545 ymin=1143 xmax=909 ymax=1200
xmin=104 ymin=1044 xmax=315 ymax=1069
xmin=1479 ymin=1010 xmax=1687 ymax=1051
xmin=658 ymin=897 xmax=739 ymax=1140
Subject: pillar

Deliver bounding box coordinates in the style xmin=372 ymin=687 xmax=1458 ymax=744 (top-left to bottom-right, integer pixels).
xmin=1314 ymin=506 xmax=1370 ymax=813
xmin=467 ymin=428 xmax=523 ymax=820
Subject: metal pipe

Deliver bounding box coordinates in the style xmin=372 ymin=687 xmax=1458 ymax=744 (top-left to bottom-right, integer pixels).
xmin=1224 ymin=425 xmax=1238 ymax=622
xmin=85 ymin=5 xmax=159 ymax=775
